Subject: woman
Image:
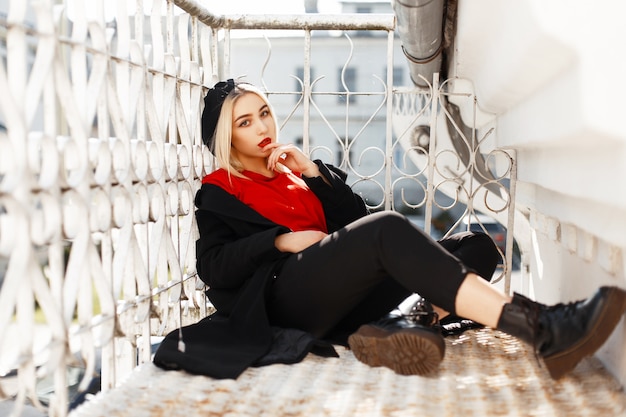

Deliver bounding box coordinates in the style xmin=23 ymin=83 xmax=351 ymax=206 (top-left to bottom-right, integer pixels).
xmin=154 ymin=79 xmax=626 ymax=381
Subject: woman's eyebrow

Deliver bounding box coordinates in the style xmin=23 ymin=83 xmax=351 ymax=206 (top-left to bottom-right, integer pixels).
xmin=234 ymin=104 xmax=269 ymax=124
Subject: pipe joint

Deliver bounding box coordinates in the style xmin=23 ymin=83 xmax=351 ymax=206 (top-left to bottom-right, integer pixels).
xmin=402 ymin=43 xmax=443 ymax=65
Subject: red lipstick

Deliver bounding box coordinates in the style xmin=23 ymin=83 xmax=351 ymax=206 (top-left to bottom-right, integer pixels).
xmin=258 ymin=137 xmax=271 ymax=148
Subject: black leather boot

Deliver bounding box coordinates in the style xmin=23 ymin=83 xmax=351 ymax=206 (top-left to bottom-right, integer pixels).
xmin=497 ymin=286 xmax=626 ymax=379
xmin=406 ymin=296 xmax=483 ymax=337
xmin=348 ymin=312 xmax=445 ymax=376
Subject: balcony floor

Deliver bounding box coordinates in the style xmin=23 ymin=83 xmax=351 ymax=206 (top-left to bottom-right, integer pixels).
xmin=70 ymin=327 xmax=626 ymax=417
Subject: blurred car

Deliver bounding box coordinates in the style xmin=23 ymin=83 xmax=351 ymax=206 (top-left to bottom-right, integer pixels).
xmin=457 ymin=214 xmax=506 ymax=252
xmin=405 ymin=215 xmax=443 ymax=240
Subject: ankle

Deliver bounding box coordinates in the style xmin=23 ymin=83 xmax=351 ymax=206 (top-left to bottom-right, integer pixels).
xmin=455 ymin=273 xmax=511 ymax=328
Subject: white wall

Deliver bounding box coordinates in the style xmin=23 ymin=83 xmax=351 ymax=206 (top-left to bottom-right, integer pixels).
xmin=449 ymin=0 xmax=626 ymax=384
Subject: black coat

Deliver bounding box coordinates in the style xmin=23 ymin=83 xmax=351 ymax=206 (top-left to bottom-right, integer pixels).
xmin=153 ymin=161 xmax=368 ymax=379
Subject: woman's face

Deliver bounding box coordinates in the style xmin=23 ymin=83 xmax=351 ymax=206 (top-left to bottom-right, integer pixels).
xmin=230 ymin=92 xmax=276 ymax=163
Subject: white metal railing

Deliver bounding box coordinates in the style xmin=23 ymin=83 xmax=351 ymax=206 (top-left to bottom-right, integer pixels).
xmin=0 ymin=1 xmax=516 ymax=416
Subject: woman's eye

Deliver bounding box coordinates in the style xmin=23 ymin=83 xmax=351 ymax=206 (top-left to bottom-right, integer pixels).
xmin=239 ymin=120 xmax=249 ymax=127
xmin=261 ymin=110 xmax=270 ymax=117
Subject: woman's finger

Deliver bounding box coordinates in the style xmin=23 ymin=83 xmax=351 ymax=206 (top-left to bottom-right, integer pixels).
xmin=267 ymin=146 xmax=288 ymax=169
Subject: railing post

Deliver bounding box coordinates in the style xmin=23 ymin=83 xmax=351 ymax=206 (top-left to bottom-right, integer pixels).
xmin=423 ymin=73 xmax=439 ymax=237
xmin=384 ymin=29 xmax=395 ymax=211
xmin=303 ymin=30 xmax=312 ymax=156
xmin=504 ymin=149 xmax=518 ymax=295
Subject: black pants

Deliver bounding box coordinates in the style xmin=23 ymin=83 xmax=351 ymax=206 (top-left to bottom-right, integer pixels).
xmin=268 ymin=211 xmax=500 ymax=340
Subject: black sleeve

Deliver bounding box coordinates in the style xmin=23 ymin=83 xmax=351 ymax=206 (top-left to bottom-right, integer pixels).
xmin=302 ymin=160 xmax=369 ymax=232
xmin=195 ymin=188 xmax=290 ymax=289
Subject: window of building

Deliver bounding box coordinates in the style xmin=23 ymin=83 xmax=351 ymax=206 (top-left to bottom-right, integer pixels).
xmin=393 ymin=66 xmax=404 ymax=86
xmin=382 ymin=66 xmax=405 ymax=88
xmin=338 ymin=67 xmax=357 ymax=104
xmin=354 ymin=6 xmax=373 ymax=37
xmin=295 ymin=66 xmax=315 ymax=102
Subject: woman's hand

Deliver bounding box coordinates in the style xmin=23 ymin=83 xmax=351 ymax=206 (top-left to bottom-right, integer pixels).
xmin=265 ymin=143 xmax=320 ymax=177
xmin=275 ymin=230 xmax=328 ymax=253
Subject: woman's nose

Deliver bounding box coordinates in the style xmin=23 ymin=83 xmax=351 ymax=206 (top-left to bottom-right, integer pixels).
xmin=257 ymin=119 xmax=269 ymax=134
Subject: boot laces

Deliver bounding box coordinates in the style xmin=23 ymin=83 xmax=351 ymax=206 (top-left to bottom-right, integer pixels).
xmin=405 ymin=298 xmax=440 ymax=328
xmin=406 ymin=309 xmax=440 ymax=327
xmin=546 ymin=300 xmax=580 ymax=318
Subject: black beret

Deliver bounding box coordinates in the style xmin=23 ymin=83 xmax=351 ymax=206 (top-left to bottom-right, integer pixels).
xmin=201 ymin=79 xmax=236 ymax=153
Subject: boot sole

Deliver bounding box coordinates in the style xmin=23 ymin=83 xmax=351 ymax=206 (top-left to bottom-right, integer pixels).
xmin=544 ymin=286 xmax=626 ymax=379
xmin=347 ymin=324 xmax=445 ymax=376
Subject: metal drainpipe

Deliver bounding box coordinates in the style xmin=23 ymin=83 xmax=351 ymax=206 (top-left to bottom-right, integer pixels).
xmin=392 ymin=0 xmax=445 ymax=88
xmin=393 ymin=0 xmax=501 ymax=195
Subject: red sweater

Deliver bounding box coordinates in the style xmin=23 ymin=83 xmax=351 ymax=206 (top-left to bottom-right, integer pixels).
xmin=202 ymin=169 xmax=328 ymax=233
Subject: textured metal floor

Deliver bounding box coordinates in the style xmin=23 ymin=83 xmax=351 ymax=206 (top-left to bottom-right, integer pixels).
xmin=70 ymin=328 xmax=626 ymax=417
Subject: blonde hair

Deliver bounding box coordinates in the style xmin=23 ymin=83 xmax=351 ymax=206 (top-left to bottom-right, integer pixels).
xmin=212 ymin=83 xmax=279 ymax=179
